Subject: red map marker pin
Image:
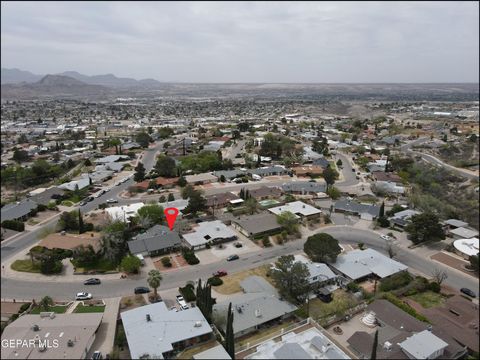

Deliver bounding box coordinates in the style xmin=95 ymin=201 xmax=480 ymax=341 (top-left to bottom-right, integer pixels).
xmin=164 ymin=207 xmax=179 ymax=231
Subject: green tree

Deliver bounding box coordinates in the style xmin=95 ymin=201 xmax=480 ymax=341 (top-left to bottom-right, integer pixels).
xmin=184 ymin=190 xmax=207 ymax=216
xmin=137 ymin=204 xmax=165 ymax=228
xmin=158 ymin=127 xmax=174 ymax=139
xmin=326 ymin=186 xmax=341 ymax=200
xmin=405 ymin=212 xmax=445 ymax=244
xmin=120 ymin=255 xmax=142 ymax=274
xmin=469 ymin=254 xmax=479 ymax=273
xmin=276 ymin=211 xmax=299 ymax=235
xmin=323 ymin=165 xmax=338 ymax=190
xmin=224 ymin=302 xmax=235 ymax=358
xmin=135 ymin=131 xmax=151 ymax=148
xmin=244 ymin=197 xmax=258 ymax=215
xmin=59 ymin=210 xmax=79 ymax=232
xmin=177 ymin=176 xmax=187 ymax=187
xmin=336 ymin=159 xmax=343 ymax=167
xmin=371 ymin=330 xmax=378 ymax=360
xmin=379 ymin=202 xmax=385 ymax=218
xmin=102 ymin=221 xmax=130 ymax=263
xmin=196 ymin=279 xmax=214 ymax=323
xmin=155 ymin=155 xmax=176 ymax=177
xmin=147 ymin=269 xmax=163 ymax=300
xmin=270 ymin=255 xmax=311 ymax=304
xmin=167 ymin=193 xmax=175 ymax=201
xmin=12 ymin=149 xmax=30 ymax=163
xmin=304 ymin=233 xmax=342 ymax=263
xmin=39 ymin=296 xmax=54 ymax=311
xmin=134 ymin=162 xmax=146 ymax=182
xmin=78 ymin=210 xmax=84 ymax=234
xmin=181 ymin=184 xmax=196 ymax=199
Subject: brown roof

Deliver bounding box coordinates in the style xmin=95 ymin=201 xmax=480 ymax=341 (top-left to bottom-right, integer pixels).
xmin=291 ymin=166 xmax=324 ymax=176
xmin=206 ymin=192 xmax=239 ymax=207
xmin=372 ymin=172 xmax=402 ymax=183
xmin=156 ymin=177 xmax=178 ymax=186
xmin=248 ymin=186 xmax=283 ymax=199
xmin=39 ymin=232 xmax=102 ymax=252
xmin=420 ymin=296 xmax=479 ymax=352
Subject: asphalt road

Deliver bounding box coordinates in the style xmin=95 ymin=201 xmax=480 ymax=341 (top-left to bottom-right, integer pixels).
xmin=2 ymin=226 xmax=477 ymax=301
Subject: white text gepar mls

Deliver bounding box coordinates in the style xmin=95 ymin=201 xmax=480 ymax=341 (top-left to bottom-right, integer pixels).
xmin=1 ymin=338 xmax=60 ymax=349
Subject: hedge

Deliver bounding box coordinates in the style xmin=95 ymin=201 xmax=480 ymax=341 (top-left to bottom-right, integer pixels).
xmin=179 ymin=285 xmax=196 ymax=302
xmin=2 ymin=220 xmax=25 ymax=232
xmin=207 ymin=276 xmax=223 ymax=286
xmin=161 ymin=257 xmax=172 ymax=267
xmin=182 ymin=249 xmax=200 ymax=265
xmin=379 ymin=271 xmax=413 ymax=292
xmin=382 ymin=292 xmax=430 ymax=323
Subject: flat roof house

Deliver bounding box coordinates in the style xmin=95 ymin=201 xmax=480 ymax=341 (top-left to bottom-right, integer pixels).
xmin=193 ymin=345 xmax=231 ymax=359
xmin=334 ymin=199 xmax=380 ymax=220
xmin=250 ymin=165 xmax=288 ymax=177
xmin=212 ymin=276 xmax=297 ymax=338
xmin=1 ymin=313 xmax=103 ymax=359
xmin=449 ymin=227 xmax=479 ymax=240
xmin=185 ymin=173 xmax=218 ymax=185
xmin=128 ymin=225 xmax=182 ymax=256
xmin=0 ymin=199 xmax=38 ymax=222
xmin=205 ymin=192 xmax=240 ymax=208
xmin=281 ymin=181 xmax=327 ymax=196
xmin=231 ymin=213 xmax=283 ymax=239
xmin=121 ymin=302 xmax=213 ymax=359
xmin=268 ymin=201 xmax=322 ymax=220
xmin=330 ymin=248 xmax=408 ymax=281
xmin=182 ymin=220 xmax=237 ymax=250
xmin=388 ymin=209 xmax=420 ymax=228
xmin=105 ymin=202 xmax=144 ymax=223
xmin=247 ymin=186 xmax=283 ymax=200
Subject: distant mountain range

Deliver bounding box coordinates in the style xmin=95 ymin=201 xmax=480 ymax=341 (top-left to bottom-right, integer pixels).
xmin=1 ymin=68 xmax=164 ymax=88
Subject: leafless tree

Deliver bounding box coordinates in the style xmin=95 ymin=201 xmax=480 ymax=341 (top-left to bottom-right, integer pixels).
xmin=432 ymin=268 xmax=448 ymax=285
xmin=386 ymin=242 xmax=397 ymax=259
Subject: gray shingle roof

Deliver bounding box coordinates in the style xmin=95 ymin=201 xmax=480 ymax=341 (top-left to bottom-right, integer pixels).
xmin=1 ymin=199 xmax=38 ymax=221
xmin=250 ymin=166 xmax=288 ymax=176
xmin=233 ymin=213 xmax=283 ymax=236
xmin=213 ymin=169 xmax=246 ymax=179
xmin=281 ymin=181 xmax=326 ymax=194
xmin=334 ymin=199 xmax=380 ymax=217
xmin=128 ymin=225 xmax=181 ymax=255
xmin=28 ymin=187 xmax=65 ymax=206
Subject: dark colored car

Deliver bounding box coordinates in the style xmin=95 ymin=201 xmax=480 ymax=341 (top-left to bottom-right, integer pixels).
xmin=227 ymin=254 xmax=239 ymax=261
xmin=460 ymin=288 xmax=476 ymax=298
xmin=134 ymin=286 xmax=151 ymax=294
xmin=234 ymin=242 xmax=243 ymax=248
xmin=317 ymin=293 xmax=333 ymax=303
xmin=213 ymin=270 xmax=228 ymax=277
xmin=84 ymin=278 xmax=101 ymax=285
xmin=79 ymin=201 xmax=88 ymax=206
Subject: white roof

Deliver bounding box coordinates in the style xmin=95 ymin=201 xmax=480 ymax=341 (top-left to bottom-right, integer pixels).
xmin=453 ymin=238 xmax=479 ymax=256
xmin=185 ymin=173 xmax=218 ymax=183
xmin=293 ymin=255 xmax=337 ymax=283
xmin=58 ymin=177 xmax=91 ymax=191
xmin=331 ymin=248 xmax=408 ymax=280
xmin=268 ymin=201 xmax=321 ymax=218
xmin=399 ymin=330 xmax=448 ymax=359
xmin=450 ymin=227 xmax=479 ymax=239
xmin=182 ymin=220 xmax=237 ymax=248
xmin=121 ymin=302 xmax=213 ymax=359
xmin=105 ymin=202 xmax=144 ymax=222
xmin=193 ymin=345 xmax=232 ymax=359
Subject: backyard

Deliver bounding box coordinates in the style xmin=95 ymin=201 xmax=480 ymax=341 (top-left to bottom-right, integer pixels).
xmin=236 ymin=318 xmax=298 ymax=348
xmin=407 ymin=291 xmax=447 ymax=308
xmin=72 ymin=257 xmax=118 ymax=273
xmin=304 ymin=290 xmax=358 ymax=323
xmin=213 ymin=264 xmax=273 ymax=295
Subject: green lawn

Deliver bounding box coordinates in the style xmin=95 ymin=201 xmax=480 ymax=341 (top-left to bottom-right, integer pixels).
xmin=305 ymin=290 xmax=358 ymax=321
xmin=11 ymin=260 xmax=41 ymax=273
xmin=30 ymin=305 xmax=67 ymax=314
xmin=60 ymin=200 xmax=74 ymax=207
xmin=73 ymin=304 xmax=105 ymax=313
xmin=408 ymin=291 xmax=446 ymax=308
xmin=72 ymin=258 xmax=118 ymax=273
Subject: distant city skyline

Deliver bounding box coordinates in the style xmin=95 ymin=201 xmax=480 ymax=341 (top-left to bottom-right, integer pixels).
xmin=1 ymin=1 xmax=479 ymax=83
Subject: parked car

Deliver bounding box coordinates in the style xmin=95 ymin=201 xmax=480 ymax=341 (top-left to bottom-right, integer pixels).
xmin=134 ymin=286 xmax=150 ymax=294
xmin=352 ymin=168 xmax=356 ymax=172
xmin=460 ymin=288 xmax=476 ymax=298
xmin=176 ymin=295 xmax=189 ymax=310
xmin=380 ymin=234 xmax=391 ymax=241
xmin=227 ymin=254 xmax=239 ymax=261
xmin=317 ymin=293 xmax=333 ymax=303
xmin=75 ymin=292 xmax=92 ymax=300
xmin=106 ymin=199 xmax=118 ymax=204
xmin=234 ymin=242 xmax=243 ymax=248
xmin=92 ymin=351 xmax=103 ymax=360
xmin=213 ymin=270 xmax=228 ymax=277
xmin=170 ymin=306 xmax=179 ymax=312
xmin=87 ymin=196 xmax=94 ymax=202
xmin=84 ymin=278 xmax=101 ymax=285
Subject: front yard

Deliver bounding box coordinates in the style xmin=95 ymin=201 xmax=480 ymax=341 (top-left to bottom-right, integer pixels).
xmin=11 ymin=259 xmax=41 ymax=273
xmin=73 ymin=304 xmax=106 ymax=313
xmin=213 ymin=264 xmax=274 ymax=295
xmin=407 ymin=291 xmax=446 ymax=308
xmin=72 ymin=258 xmax=118 ymax=273
xmin=30 ymin=305 xmax=68 ymax=314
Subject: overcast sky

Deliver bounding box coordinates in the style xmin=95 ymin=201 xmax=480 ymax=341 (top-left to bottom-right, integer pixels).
xmin=1 ymin=1 xmax=478 ymax=83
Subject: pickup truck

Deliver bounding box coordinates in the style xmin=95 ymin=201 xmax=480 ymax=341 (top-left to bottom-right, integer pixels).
xmin=176 ymin=295 xmax=189 ymax=310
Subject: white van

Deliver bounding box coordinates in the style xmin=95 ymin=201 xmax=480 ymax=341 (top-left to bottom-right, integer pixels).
xmin=136 ymin=254 xmax=145 ymax=266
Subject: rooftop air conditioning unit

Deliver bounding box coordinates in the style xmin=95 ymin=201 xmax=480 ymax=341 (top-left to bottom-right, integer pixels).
xmin=255 ymin=309 xmax=261 ymax=318
xmin=67 ymin=339 xmax=74 ymax=347
xmin=383 ymin=341 xmax=392 ymax=350
xmin=146 ymin=314 xmax=151 ymax=322
xmin=194 ymin=321 xmax=202 ymax=327
xmin=32 ymin=325 xmax=40 ymax=331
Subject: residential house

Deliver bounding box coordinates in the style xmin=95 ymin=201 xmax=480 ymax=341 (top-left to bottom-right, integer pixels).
xmin=330 ymin=248 xmax=408 ymax=282
xmin=94 ymin=154 xmax=130 ymax=164
xmin=333 ymin=199 xmax=380 ymax=220
xmin=371 ymin=172 xmax=402 ymax=183
xmin=311 ymin=157 xmax=331 ymax=169
xmin=185 ymin=173 xmax=218 ymax=185
xmin=58 ymin=177 xmax=91 ymax=191
xmin=347 ymin=299 xmax=467 ymax=359
xmin=373 ymin=181 xmax=405 ymax=195
xmin=121 ymin=302 xmax=213 ymax=359
xmin=128 ymin=225 xmax=182 ymax=256
xmin=268 ymin=201 xmax=322 ymax=220
xmin=249 ymin=165 xmax=288 ymax=177
xmin=231 ymin=213 xmax=283 ymax=239
xmin=388 ymin=209 xmax=420 ymax=228
xmin=105 ymin=202 xmax=144 ymax=223
xmin=291 ymin=165 xmax=324 ymax=177
xmin=193 ymin=345 xmax=231 ymax=359
xmin=212 ymin=276 xmax=297 ymax=338
xmin=205 ymin=192 xmax=240 ymax=208
xmin=367 ymin=159 xmax=387 ymax=173
xmin=213 ymin=169 xmax=246 ymax=181
xmin=182 ymin=220 xmax=237 ymax=250
xmin=281 ymin=182 xmax=327 ymax=196
xmin=448 ymin=227 xmax=479 ymax=240
xmin=247 ymin=186 xmax=283 ymax=200
xmin=0 ymin=313 xmax=103 ymax=359
xmin=1 ymin=199 xmax=39 ymax=222
xmin=293 ymin=254 xmax=338 ymax=287
xmin=27 ymin=186 xmax=65 ymax=206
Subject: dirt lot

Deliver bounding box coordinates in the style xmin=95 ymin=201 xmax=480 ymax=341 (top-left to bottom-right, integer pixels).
xmin=431 ymin=252 xmax=478 ymax=278
xmin=214 ymin=264 xmax=274 ymax=295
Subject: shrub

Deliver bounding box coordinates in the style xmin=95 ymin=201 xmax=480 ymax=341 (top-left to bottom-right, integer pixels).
xmin=161 ymin=257 xmax=172 ymax=268
xmin=382 ymin=292 xmax=430 ymax=323
xmin=179 ymin=285 xmax=196 ymax=302
xmin=207 ymin=276 xmax=223 ymax=286
xmin=379 ymin=271 xmax=413 ymax=292
xmin=2 ymin=220 xmax=25 ymax=232
xmin=346 ymin=282 xmax=360 ymax=292
xmin=40 ymin=257 xmax=63 ymax=274
xmin=37 ymin=204 xmax=47 ymax=212
xmin=428 ymin=281 xmax=441 ymax=293
xmin=377 ymin=216 xmax=390 ymax=227
xmin=19 ymin=303 xmax=31 ymax=313
xmin=262 ymin=236 xmax=272 ymax=247
xmin=98 ymin=203 xmax=108 ymax=210
xmin=182 ymin=248 xmax=200 ymax=265
xmin=205 ymin=243 xmax=211 ymax=249
xmin=114 ymin=326 xmax=127 ymax=347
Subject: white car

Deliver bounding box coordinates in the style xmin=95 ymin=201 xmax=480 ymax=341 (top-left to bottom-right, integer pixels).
xmin=75 ymin=292 xmax=92 ymax=300
xmin=380 ymin=234 xmax=392 ymax=241
xmin=106 ymin=199 xmax=118 ymax=204
xmin=176 ymin=295 xmax=189 ymax=310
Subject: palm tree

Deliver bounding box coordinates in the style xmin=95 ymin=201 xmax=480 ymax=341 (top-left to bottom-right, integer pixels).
xmin=147 ymin=270 xmax=163 ymax=300
xmin=39 ymin=296 xmax=54 ymax=311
